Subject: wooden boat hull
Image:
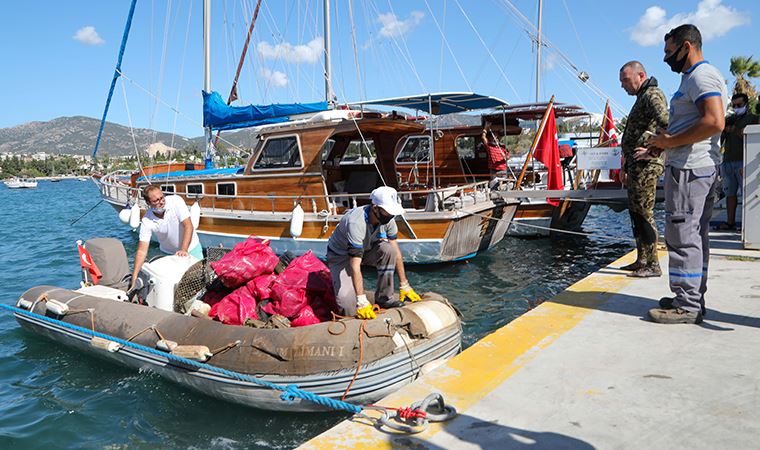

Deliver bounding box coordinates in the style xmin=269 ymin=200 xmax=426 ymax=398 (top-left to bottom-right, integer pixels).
xmin=14 ymin=286 xmax=462 ymax=412
xmin=195 ymin=201 xmax=517 ymax=263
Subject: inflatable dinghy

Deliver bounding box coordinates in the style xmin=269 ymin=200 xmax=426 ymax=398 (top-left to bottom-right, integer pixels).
xmin=12 ymin=238 xmax=462 ymax=412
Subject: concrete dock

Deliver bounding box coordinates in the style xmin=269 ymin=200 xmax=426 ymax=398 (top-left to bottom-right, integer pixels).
xmin=300 ymin=227 xmax=760 ymax=449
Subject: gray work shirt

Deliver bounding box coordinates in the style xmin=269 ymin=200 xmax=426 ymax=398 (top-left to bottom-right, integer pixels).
xmin=665 ymin=61 xmax=728 ymax=169
xmin=327 ymin=205 xmax=398 ymax=257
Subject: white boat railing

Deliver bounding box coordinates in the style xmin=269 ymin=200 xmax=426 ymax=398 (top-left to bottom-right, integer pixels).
xmin=96 ymin=172 xmax=498 ymax=215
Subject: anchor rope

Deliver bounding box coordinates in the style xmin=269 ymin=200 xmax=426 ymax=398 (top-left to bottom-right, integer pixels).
xmin=0 ymin=303 xmax=361 ymax=414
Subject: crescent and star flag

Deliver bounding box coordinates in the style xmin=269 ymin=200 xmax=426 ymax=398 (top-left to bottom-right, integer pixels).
xmin=600 ymin=102 xmax=621 ymax=182
xmin=77 ymin=241 xmax=102 ymax=284
xmin=533 ymin=104 xmax=563 ymax=207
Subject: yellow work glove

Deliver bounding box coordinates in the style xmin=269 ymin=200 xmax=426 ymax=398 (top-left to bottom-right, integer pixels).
xmin=355 ymin=294 xmax=376 ymax=320
xmin=399 ymin=281 xmax=421 ymax=303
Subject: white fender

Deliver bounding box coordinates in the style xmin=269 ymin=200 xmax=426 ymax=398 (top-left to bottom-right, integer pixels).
xmin=290 ymin=204 xmax=304 ymax=238
xmin=190 ymin=202 xmax=201 ymax=229
xmin=118 ymin=207 xmax=131 ymax=224
xmin=129 ymin=204 xmax=141 ymax=229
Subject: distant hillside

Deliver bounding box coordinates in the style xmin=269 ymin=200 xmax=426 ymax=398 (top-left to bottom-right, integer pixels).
xmin=0 ymin=116 xmax=267 ymax=157
xmin=0 ymin=116 xmax=197 ymax=156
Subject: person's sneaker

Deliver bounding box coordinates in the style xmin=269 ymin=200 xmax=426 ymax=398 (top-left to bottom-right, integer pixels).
xmin=659 ymin=296 xmax=707 ymax=316
xmin=628 ymin=265 xmax=662 ymax=278
xmin=619 ymin=261 xmax=643 ymax=271
xmin=649 ymin=307 xmax=703 ymax=324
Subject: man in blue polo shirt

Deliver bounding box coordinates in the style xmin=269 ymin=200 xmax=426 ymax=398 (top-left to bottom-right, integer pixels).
xmin=636 ymin=24 xmax=727 ymax=324
xmin=326 ymin=186 xmax=421 ymax=319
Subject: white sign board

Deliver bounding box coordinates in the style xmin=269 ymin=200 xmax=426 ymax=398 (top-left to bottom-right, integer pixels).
xmin=576 ymin=147 xmax=622 ymax=170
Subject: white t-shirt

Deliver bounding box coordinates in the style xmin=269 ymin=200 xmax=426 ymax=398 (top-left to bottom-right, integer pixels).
xmin=138 ymin=195 xmax=200 ymax=254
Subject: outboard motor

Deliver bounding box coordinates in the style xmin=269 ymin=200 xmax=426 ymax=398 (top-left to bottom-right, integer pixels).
xmin=136 ymin=255 xmax=199 ymax=311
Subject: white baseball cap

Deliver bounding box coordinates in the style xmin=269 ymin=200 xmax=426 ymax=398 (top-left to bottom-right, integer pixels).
xmin=370 ymin=186 xmax=405 ymax=216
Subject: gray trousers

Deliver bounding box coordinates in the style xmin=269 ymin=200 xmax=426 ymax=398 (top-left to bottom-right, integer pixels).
xmin=664 ymin=165 xmax=717 ymax=313
xmin=326 ymin=240 xmax=397 ymax=316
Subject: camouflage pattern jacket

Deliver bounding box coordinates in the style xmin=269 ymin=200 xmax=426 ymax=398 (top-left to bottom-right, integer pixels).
xmin=620 ymin=77 xmax=669 ymax=171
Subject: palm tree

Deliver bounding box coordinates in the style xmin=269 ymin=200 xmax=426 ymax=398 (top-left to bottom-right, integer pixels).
xmin=729 ymin=56 xmax=760 ymax=98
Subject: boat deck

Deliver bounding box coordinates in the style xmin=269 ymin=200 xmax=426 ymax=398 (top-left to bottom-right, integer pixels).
xmin=300 ymin=225 xmax=760 ymax=449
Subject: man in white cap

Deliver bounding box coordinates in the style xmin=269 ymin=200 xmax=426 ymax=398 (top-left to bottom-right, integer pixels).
xmin=326 ymin=186 xmax=421 ymax=319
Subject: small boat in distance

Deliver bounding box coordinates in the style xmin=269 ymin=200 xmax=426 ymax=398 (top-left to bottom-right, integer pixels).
xmin=4 ymin=177 xmax=38 ymax=189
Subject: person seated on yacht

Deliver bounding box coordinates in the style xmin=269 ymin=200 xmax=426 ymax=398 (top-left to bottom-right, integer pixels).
xmin=481 ymin=123 xmax=510 ymax=188
xmin=326 ymin=186 xmax=421 ymax=320
xmin=129 ymin=185 xmax=203 ymax=289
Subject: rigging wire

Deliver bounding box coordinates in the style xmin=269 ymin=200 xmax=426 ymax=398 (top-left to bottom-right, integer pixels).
xmin=560 ymin=0 xmax=591 ymax=70
xmin=116 ymin=69 xmax=248 ymax=156
xmin=119 ymin=78 xmax=147 ymax=179
xmin=453 ymin=0 xmax=521 ymax=101
xmin=348 ymin=0 xmax=365 ymax=101
xmin=422 ymin=0 xmax=471 ymax=91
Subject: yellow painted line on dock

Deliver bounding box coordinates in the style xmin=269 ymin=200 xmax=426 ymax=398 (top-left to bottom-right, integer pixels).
xmin=302 ymin=250 xmax=652 ymax=449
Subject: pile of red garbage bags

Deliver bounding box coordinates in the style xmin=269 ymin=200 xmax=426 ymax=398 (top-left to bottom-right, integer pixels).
xmin=203 ymin=238 xmax=338 ymax=327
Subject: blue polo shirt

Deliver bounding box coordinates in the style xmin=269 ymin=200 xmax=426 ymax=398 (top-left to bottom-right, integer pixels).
xmin=327 ymin=205 xmax=398 ymax=257
xmin=666 ymin=60 xmax=728 ymax=169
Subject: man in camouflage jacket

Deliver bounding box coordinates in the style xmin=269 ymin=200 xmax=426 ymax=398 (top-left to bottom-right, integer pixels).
xmin=618 ymin=61 xmax=669 ymax=277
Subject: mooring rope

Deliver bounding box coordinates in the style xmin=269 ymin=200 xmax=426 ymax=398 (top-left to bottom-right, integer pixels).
xmin=459 ymin=210 xmax=637 ymax=243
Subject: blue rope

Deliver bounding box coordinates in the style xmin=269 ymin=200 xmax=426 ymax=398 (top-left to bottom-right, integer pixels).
xmin=0 ymin=302 xmax=362 ymax=414
xmin=92 ymin=0 xmax=138 ymax=159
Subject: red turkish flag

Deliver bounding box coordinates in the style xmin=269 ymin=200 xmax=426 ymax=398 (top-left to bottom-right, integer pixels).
xmin=600 ymin=102 xmax=622 ymax=182
xmin=533 ymin=105 xmax=563 ymax=206
xmin=78 ymin=242 xmax=102 ymax=284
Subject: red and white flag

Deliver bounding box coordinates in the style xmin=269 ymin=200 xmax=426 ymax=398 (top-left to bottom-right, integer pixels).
xmin=599 ymin=101 xmax=622 ymax=183
xmin=533 ymin=104 xmax=563 ymax=207
xmin=78 ymin=241 xmax=102 ymax=284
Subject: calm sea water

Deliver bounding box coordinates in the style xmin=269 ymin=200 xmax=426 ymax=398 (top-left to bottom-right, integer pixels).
xmin=0 ymin=181 xmax=646 ymax=449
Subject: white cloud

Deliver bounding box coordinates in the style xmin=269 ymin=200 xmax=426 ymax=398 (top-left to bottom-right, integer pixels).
xmin=629 ymin=0 xmax=749 ymax=46
xmin=257 ymin=38 xmax=323 ymax=64
xmin=73 ymin=26 xmax=105 ymax=46
xmin=377 ymin=11 xmax=424 ymax=38
xmin=261 ymin=68 xmax=288 ymax=88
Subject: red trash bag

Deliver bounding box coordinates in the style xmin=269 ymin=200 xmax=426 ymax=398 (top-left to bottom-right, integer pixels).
xmin=290 ymin=304 xmax=321 ymax=327
xmin=209 ymin=284 xmax=258 ymax=326
xmin=268 ymin=251 xmax=338 ymax=322
xmin=210 ymin=237 xmax=279 ymax=288
xmin=201 ymin=288 xmax=229 ymax=308
xmin=248 ymin=273 xmax=277 ymax=301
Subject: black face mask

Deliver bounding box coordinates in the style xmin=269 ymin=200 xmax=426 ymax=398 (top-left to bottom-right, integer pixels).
xmin=664 ymin=43 xmax=689 ymax=73
xmin=375 ymin=208 xmax=394 ymax=225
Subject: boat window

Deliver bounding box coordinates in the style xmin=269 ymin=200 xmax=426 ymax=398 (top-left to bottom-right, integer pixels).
xmin=254 ymin=135 xmax=302 ymax=169
xmin=216 ymin=182 xmax=236 ymax=196
xmin=341 ymin=139 xmax=376 ymax=165
xmin=320 ymin=139 xmax=335 ymax=162
xmin=186 ymin=183 xmax=204 ymax=195
xmin=455 ymin=136 xmax=476 ymax=160
xmin=159 ymin=184 xmax=176 ymax=193
xmin=396 ymin=136 xmax=431 ymax=165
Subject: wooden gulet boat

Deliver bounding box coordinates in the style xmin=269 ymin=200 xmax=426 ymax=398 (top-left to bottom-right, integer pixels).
xmin=96 ymin=109 xmax=519 ymax=263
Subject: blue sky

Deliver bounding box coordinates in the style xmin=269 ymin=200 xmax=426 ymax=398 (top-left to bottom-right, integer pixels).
xmin=2 ymin=0 xmax=757 ymax=139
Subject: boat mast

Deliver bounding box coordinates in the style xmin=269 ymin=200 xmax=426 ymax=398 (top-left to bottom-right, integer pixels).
xmin=535 ymin=0 xmax=543 ymax=102
xmin=323 ymin=0 xmax=335 ymax=107
xmin=203 ymin=0 xmax=214 ymax=168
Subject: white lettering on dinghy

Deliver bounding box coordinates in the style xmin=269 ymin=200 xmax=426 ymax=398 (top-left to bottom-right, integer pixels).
xmin=278 ymin=345 xmax=346 ymax=359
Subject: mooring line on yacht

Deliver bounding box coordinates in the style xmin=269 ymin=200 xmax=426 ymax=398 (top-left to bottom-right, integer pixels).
xmin=459 ymin=210 xmax=636 ymax=243
xmin=70 ymin=200 xmax=105 ymax=226
xmin=1 ymin=302 xmax=457 ymax=431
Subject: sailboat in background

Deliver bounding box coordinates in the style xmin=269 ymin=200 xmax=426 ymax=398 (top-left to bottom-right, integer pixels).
xmin=93 ymin=0 xmax=519 ymax=263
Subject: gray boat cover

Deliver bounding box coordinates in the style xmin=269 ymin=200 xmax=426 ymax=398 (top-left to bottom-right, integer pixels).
xmin=19 ymin=286 xmax=446 ymax=376
xmin=85 ymin=238 xmax=130 ymax=289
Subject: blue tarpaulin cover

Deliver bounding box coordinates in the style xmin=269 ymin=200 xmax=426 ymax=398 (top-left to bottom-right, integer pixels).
xmin=202 ymin=91 xmax=328 ymax=131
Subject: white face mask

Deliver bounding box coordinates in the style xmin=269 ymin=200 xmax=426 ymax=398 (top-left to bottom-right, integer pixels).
xmin=152 ymin=207 xmax=165 ymax=214
xmin=734 ymin=106 xmax=747 ymax=115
